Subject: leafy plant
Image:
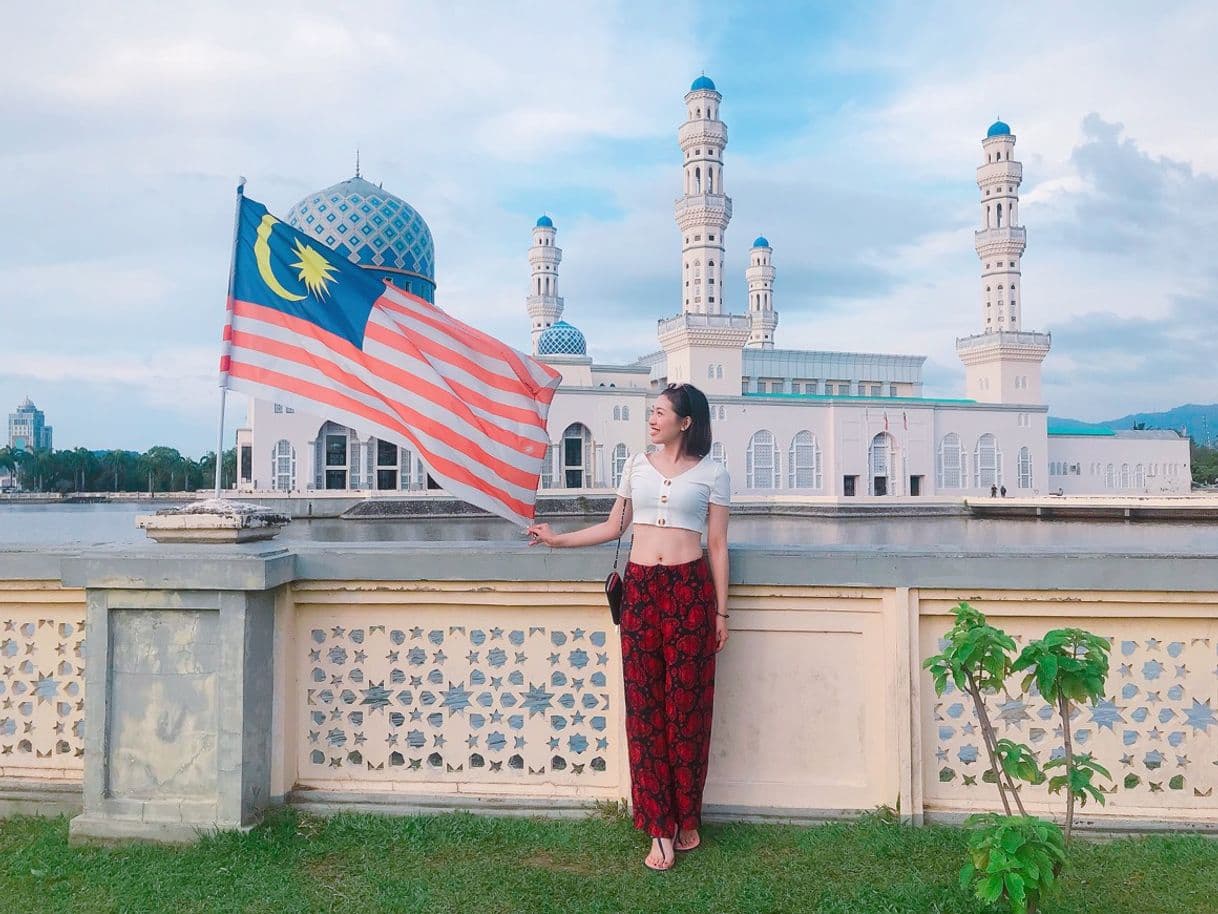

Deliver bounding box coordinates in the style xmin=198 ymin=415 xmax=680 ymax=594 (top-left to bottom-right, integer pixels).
xmin=925 ymin=605 xmax=1115 ymax=912
xmin=961 ymin=814 xmax=1067 ymax=914
xmin=1013 ymin=628 xmax=1113 ymax=841
xmin=995 ymin=739 xmax=1045 ymax=786
xmin=923 ymin=603 xmax=1026 ymax=815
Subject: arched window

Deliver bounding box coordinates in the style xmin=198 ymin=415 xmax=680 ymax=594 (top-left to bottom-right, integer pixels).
xmin=746 ymin=430 xmax=777 ymax=489
xmin=788 ymin=431 xmax=823 ymax=489
xmin=562 ymin=423 xmax=593 ymax=488
xmin=621 ymin=405 xmax=630 ymax=421
xmin=937 ymin=433 xmax=963 ymax=489
xmin=1134 ymin=464 xmax=1144 ymax=489
xmin=1120 ymin=463 xmax=1130 ymax=488
xmin=716 ymin=365 xmax=724 ymax=379
xmin=996 ymin=202 xmax=1003 ymax=227
xmin=711 ymin=441 xmax=727 ymax=469
xmin=272 ymin=439 xmax=295 ymax=491
xmin=1104 ymin=463 xmax=1115 ymax=488
xmin=974 ymin=434 xmax=1001 ymax=488
xmin=869 ymin=432 xmax=894 ymax=495
xmin=611 ymin=444 xmax=629 ymax=488
xmin=613 ymin=405 xmax=621 ymax=421
xmin=707 ymin=364 xmax=715 ymax=380
xmin=694 ymin=167 xmax=701 ymax=193
xmin=1018 ymin=446 xmax=1032 ymax=489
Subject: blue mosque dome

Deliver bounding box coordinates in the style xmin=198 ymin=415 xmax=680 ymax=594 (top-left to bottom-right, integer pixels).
xmin=537 ymin=320 xmax=586 ymax=356
xmin=690 ymin=75 xmax=716 ymax=92
xmin=752 ymin=235 xmax=770 ymax=248
xmin=987 ymin=119 xmax=1012 ymax=137
xmin=535 ymin=215 xmax=554 ymax=228
xmin=287 ymin=175 xmax=436 ymax=302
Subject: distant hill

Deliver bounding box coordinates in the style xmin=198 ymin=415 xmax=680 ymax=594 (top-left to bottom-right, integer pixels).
xmin=1100 ymin=404 xmax=1218 ymax=445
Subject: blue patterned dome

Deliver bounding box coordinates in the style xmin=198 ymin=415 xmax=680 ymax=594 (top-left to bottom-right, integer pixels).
xmin=690 ymin=75 xmax=716 ymax=92
xmin=987 ymin=119 xmax=1011 ymax=137
xmin=537 ymin=320 xmax=586 ymax=356
xmin=752 ymin=235 xmax=770 ymax=248
xmin=535 ymin=215 xmax=554 ymax=228
xmin=287 ymin=176 xmax=436 ymax=302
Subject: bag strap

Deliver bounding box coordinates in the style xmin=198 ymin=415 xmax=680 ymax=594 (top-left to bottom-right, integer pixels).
xmin=611 ymin=497 xmax=626 ymax=572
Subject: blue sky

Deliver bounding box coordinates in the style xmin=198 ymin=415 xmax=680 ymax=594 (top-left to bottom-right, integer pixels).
xmin=2 ymin=0 xmax=1215 ymax=454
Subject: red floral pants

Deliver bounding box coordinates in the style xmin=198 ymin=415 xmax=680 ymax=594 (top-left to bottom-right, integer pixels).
xmin=619 ymin=557 xmax=717 ymax=838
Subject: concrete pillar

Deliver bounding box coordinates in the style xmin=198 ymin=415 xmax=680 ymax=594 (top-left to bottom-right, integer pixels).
xmin=62 ymin=547 xmax=291 ymax=843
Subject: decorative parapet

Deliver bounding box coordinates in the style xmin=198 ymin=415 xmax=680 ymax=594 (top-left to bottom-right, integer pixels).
xmin=8 ymin=542 xmax=1218 ymax=838
xmin=0 ymin=581 xmax=86 ymax=782
xmin=974 ymin=226 xmax=1027 ymax=251
xmin=658 ymin=312 xmax=751 ymax=349
xmin=955 ymin=330 xmax=1052 ymax=364
xmin=673 ymin=194 xmax=732 ymax=229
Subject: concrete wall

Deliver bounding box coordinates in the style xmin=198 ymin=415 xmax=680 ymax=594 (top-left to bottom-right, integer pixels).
xmin=6 ymin=543 xmax=1218 ymax=836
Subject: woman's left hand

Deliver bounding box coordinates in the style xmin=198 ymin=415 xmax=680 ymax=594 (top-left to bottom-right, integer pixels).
xmin=714 ymin=613 xmax=729 ymax=653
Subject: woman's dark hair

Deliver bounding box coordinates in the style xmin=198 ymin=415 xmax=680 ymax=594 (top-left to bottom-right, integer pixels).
xmin=661 ymin=382 xmax=712 ymax=459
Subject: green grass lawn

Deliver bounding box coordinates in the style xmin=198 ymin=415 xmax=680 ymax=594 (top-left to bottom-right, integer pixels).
xmin=1 ymin=806 xmax=1215 ymax=914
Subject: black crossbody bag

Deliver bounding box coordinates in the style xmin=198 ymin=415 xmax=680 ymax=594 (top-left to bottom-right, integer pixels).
xmin=604 ymin=501 xmax=627 ymax=625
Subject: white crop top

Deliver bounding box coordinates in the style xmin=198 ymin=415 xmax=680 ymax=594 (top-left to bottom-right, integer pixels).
xmin=616 ymin=452 xmax=730 ymax=535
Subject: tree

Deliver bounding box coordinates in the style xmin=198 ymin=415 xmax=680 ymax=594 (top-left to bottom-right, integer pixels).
xmin=0 ymin=446 xmax=15 ymax=486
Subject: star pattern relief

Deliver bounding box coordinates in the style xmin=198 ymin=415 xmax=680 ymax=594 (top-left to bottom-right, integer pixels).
xmin=931 ymin=624 xmax=1218 ymax=805
xmin=303 ymin=622 xmax=612 ymax=782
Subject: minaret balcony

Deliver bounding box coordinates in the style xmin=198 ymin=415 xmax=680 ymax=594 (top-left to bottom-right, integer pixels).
xmin=956 ymin=330 xmax=1051 ymax=362
xmin=679 ymin=120 xmax=728 ymax=149
xmin=674 ymin=194 xmax=732 ymax=228
xmin=976 ymin=162 xmax=1023 ymax=184
xmin=975 ymin=226 xmax=1026 ymax=252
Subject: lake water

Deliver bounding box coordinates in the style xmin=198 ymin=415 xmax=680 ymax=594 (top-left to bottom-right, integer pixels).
xmin=2 ymin=501 xmax=1217 ymax=551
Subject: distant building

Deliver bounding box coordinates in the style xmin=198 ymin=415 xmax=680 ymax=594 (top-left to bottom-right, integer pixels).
xmin=8 ymin=397 xmax=52 ymax=452
xmin=239 ymin=79 xmax=1191 ymax=497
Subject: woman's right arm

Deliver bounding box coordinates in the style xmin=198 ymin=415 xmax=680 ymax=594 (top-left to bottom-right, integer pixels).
xmin=527 ymin=496 xmax=632 ymax=548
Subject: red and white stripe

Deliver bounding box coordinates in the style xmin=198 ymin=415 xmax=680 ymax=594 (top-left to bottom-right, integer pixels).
xmin=220 ymin=284 xmax=561 ymax=526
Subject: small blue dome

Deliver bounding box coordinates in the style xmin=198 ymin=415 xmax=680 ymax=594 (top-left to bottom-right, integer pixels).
xmin=537 ymin=320 xmax=586 ymax=356
xmin=690 ymin=75 xmax=716 ymax=92
xmin=535 ymin=215 xmax=554 ymax=228
xmin=752 ymin=235 xmax=770 ymax=248
xmin=987 ymin=120 xmax=1011 ymax=137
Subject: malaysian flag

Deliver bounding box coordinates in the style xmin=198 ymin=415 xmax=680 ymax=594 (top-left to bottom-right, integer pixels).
xmin=219 ymin=192 xmax=561 ymax=526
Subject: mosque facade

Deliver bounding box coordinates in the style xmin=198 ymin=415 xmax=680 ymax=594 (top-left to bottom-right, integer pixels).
xmin=238 ymin=78 xmax=1191 ymax=499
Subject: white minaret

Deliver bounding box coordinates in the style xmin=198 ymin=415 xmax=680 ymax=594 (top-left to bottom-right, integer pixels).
xmin=957 ymin=120 xmax=1050 ymax=405
xmin=975 ymin=120 xmax=1025 ymax=332
xmin=659 ymin=76 xmax=750 ymax=395
xmin=526 ymin=215 xmax=563 ymax=356
xmin=675 ymin=75 xmax=731 ymax=315
xmin=745 ymin=235 xmax=777 ymax=348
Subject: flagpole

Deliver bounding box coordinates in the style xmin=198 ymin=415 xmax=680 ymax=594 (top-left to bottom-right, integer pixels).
xmin=214 ymin=177 xmax=246 ymax=500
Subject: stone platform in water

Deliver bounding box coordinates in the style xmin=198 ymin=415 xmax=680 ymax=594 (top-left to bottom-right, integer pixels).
xmin=137 ymin=498 xmax=291 ymax=543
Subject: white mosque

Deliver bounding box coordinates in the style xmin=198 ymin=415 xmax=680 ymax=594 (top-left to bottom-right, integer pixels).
xmin=238 ymin=76 xmax=1190 ymax=499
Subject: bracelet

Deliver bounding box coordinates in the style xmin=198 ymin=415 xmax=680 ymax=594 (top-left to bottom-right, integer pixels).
xmin=716 ymin=611 xmax=730 ymax=619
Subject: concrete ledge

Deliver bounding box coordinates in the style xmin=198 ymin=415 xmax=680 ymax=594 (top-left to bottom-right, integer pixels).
xmin=68 ymin=813 xmax=255 ymax=845
xmin=288 ymin=788 xmax=608 ymax=820
xmin=0 ymin=779 xmax=83 ymax=818
xmin=0 ymin=549 xmax=81 ymax=581
xmin=288 ymin=542 xmax=1218 ymax=593
xmin=61 ymin=545 xmax=295 ymax=591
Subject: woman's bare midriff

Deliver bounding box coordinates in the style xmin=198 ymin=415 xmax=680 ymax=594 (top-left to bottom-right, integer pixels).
xmin=628 ymin=523 xmax=704 ymax=566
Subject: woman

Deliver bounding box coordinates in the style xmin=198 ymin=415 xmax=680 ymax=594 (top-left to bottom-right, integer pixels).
xmin=527 ymin=382 xmax=730 ymax=871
